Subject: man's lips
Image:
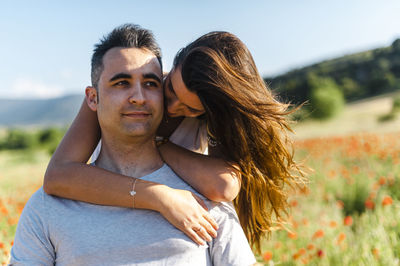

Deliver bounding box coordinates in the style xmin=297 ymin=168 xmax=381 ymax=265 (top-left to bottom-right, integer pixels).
xmin=122 ymin=111 xmax=151 ymax=118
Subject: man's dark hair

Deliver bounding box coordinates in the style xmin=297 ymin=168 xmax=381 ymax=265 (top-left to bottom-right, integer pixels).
xmin=91 ymin=23 xmax=162 ymax=89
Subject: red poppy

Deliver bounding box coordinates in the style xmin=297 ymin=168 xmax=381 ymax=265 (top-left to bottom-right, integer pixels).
xmin=344 ymin=216 xmax=353 ymax=226
xmin=263 ymin=251 xmax=273 ymax=261
xmin=312 ymin=229 xmax=324 ymax=239
xmin=365 ymin=199 xmax=375 ymax=210
xmin=307 ymin=243 xmax=315 ymax=250
xmin=382 ymin=196 xmax=393 ymax=206
xmin=337 ymin=232 xmax=346 ymax=243
xmin=317 ymin=249 xmax=324 ymax=258
xmin=288 ymin=232 xmax=297 ymax=239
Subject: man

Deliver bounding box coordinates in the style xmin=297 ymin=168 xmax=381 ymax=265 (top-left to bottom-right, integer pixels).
xmin=9 ymin=24 xmax=256 ymax=265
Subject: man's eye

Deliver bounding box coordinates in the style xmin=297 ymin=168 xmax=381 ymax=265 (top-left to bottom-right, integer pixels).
xmin=113 ymin=80 xmax=129 ymax=87
xmin=145 ymin=81 xmax=158 ymax=87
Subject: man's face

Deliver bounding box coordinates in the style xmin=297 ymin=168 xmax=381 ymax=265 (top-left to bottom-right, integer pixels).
xmin=87 ymin=47 xmax=163 ymax=140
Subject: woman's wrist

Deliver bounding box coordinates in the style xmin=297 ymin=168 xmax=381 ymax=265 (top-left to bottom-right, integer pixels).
xmin=154 ymin=186 xmax=175 ymax=214
xmin=134 ymin=181 xmax=172 ymax=212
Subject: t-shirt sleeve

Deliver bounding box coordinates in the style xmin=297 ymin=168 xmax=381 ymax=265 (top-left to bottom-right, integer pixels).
xmin=169 ymin=117 xmax=208 ymax=155
xmin=208 ymin=202 xmax=256 ymax=266
xmin=9 ymin=189 xmax=55 ymax=265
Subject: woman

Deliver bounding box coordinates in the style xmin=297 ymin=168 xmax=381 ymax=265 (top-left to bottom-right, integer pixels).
xmin=44 ymin=31 xmax=304 ymax=253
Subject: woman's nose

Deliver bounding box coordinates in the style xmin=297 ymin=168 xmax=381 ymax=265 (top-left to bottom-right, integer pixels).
xmin=167 ymin=97 xmax=180 ymax=113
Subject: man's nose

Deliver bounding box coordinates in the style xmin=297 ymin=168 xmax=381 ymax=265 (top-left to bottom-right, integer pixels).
xmin=128 ymin=83 xmax=145 ymax=105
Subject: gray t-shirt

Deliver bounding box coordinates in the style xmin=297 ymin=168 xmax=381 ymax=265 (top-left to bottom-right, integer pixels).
xmin=10 ymin=164 xmax=255 ymax=266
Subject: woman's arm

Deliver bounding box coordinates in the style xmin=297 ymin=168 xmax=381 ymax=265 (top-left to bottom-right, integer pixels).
xmin=158 ymin=142 xmax=241 ymax=202
xmin=43 ymin=100 xmax=217 ymax=245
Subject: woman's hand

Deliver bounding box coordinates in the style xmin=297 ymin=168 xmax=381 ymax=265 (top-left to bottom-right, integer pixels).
xmin=157 ymin=187 xmax=219 ymax=246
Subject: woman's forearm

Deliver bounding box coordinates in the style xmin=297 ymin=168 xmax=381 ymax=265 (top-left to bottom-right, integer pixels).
xmin=158 ymin=142 xmax=241 ymax=202
xmin=44 ymin=161 xmax=168 ymax=211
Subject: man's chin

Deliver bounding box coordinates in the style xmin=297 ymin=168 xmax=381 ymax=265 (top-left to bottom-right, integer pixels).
xmin=121 ymin=125 xmax=156 ymax=138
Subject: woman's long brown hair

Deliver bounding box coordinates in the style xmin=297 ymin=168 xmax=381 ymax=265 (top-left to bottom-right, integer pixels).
xmin=173 ymin=32 xmax=306 ymax=253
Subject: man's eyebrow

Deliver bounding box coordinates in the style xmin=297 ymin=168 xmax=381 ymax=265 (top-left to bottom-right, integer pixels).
xmin=109 ymin=73 xmax=131 ymax=82
xmin=143 ymin=73 xmax=162 ymax=84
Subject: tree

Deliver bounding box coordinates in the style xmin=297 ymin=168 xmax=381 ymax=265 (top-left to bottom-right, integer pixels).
xmin=1 ymin=129 xmax=36 ymax=150
xmin=308 ymin=74 xmax=344 ymax=120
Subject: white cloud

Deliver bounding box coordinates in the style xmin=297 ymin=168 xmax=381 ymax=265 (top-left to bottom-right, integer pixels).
xmin=6 ymin=78 xmax=65 ymax=99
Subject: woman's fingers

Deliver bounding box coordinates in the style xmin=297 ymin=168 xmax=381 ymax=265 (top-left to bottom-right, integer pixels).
xmin=193 ymin=226 xmax=213 ymax=242
xmin=203 ymin=211 xmax=219 ymax=231
xmin=199 ymin=218 xmax=218 ymax=239
xmin=186 ymin=228 xmax=207 ymax=246
xmin=185 ymin=215 xmax=218 ymax=244
xmin=192 ymin=193 xmax=219 ymax=238
xmin=159 ymin=188 xmax=220 ymax=245
xmin=194 ymin=195 xmax=218 ymax=238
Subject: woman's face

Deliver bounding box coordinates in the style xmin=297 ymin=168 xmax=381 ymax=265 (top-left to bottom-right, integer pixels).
xmin=164 ymin=68 xmax=205 ymax=118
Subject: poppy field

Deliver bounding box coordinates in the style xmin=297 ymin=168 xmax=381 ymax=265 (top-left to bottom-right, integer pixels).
xmin=1 ymin=132 xmax=400 ymax=265
xmin=0 ymin=150 xmax=49 ymax=265
xmin=259 ymin=132 xmax=400 ymax=265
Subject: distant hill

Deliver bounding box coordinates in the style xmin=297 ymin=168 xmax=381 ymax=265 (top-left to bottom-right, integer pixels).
xmin=265 ymin=39 xmax=400 ymax=104
xmin=0 ymin=95 xmax=83 ymax=127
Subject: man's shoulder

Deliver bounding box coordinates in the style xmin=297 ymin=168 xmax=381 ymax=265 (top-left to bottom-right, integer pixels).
xmin=142 ymin=164 xmax=194 ymax=192
xmin=208 ymin=201 xmax=239 ymax=222
xmin=25 ymin=187 xmax=46 ymax=207
xmin=24 ymin=187 xmax=69 ymax=212
xmin=17 ymin=187 xmax=51 ymax=225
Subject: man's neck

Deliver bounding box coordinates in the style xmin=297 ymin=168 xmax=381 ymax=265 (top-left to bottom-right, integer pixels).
xmin=96 ymin=134 xmax=164 ymax=178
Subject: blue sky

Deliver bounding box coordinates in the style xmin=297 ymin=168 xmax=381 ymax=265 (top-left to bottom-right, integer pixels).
xmin=1 ymin=0 xmax=400 ymax=99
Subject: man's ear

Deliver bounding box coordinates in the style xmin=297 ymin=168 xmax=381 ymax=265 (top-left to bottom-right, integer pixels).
xmin=85 ymin=86 xmax=98 ymax=111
